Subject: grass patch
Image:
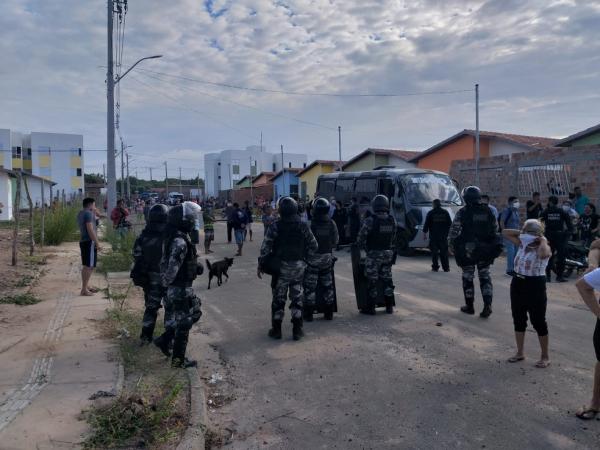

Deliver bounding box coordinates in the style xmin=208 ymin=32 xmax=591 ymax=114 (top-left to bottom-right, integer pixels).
xmin=0 ymin=293 xmax=41 ymax=306
xmin=34 ymin=205 xmax=80 ymax=245
xmin=84 ymin=306 xmax=187 ymax=449
xmin=15 ymin=275 xmax=35 ymax=288
xmin=98 ymin=227 xmax=136 ymax=274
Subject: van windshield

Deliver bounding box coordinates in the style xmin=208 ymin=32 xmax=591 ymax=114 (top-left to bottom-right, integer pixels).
xmin=400 ymin=174 xmax=462 ymax=206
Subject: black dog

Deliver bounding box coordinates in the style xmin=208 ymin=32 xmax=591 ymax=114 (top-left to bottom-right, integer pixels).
xmin=206 ymin=258 xmax=234 ymax=289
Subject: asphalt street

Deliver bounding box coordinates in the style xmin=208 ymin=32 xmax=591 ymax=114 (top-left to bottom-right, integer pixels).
xmin=189 ymin=222 xmax=600 ymax=449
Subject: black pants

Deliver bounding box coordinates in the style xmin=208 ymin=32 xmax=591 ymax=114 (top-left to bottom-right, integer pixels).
xmin=429 ymin=235 xmax=449 ymax=271
xmin=510 ymin=276 xmax=548 ymax=336
xmin=227 ymin=222 xmax=233 ymax=243
xmin=546 ymin=233 xmax=567 ymax=278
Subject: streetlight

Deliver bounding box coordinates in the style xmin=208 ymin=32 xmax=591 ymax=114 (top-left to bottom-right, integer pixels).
xmin=106 ymin=49 xmax=162 ymax=212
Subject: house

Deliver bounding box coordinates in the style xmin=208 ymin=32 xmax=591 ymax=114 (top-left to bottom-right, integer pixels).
xmin=556 ymin=123 xmax=600 ymax=147
xmin=235 ymin=175 xmax=255 ymax=189
xmin=297 ymin=160 xmax=343 ymax=200
xmin=0 ymin=168 xmax=56 ymax=221
xmin=271 ymin=168 xmax=302 ymax=199
xmin=411 ymin=129 xmax=559 ymax=173
xmin=252 ymin=172 xmax=275 ymax=187
xmin=342 ymin=148 xmax=418 ymax=172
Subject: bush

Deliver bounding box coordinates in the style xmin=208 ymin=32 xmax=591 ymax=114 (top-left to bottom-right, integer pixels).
xmin=34 ymin=205 xmax=80 ymax=245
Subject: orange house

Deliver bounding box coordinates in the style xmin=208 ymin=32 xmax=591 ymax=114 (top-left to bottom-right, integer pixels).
xmin=410 ymin=130 xmax=559 ymax=173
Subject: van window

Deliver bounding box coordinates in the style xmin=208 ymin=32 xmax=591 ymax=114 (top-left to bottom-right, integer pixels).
xmin=335 ymin=179 xmax=354 ymax=193
xmin=355 ymin=178 xmax=376 ymax=195
xmin=318 ymin=178 xmax=335 ymax=196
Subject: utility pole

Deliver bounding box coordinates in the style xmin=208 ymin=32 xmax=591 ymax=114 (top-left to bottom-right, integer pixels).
xmin=106 ymin=0 xmax=117 ymax=211
xmin=338 ymin=125 xmax=342 ymax=171
xmin=475 ymin=83 xmax=480 ymax=186
xmin=120 ymin=139 xmax=125 ymax=199
xmin=164 ymin=161 xmax=169 ymax=198
xmin=126 ymin=152 xmax=131 ymax=203
xmin=103 ymin=164 xmax=106 ymax=184
xmin=149 ymin=167 xmax=153 ymax=181
xmin=179 ymin=167 xmax=183 ymax=194
xmin=197 ymin=172 xmax=201 ymax=201
xmin=280 ymin=144 xmax=285 ymax=197
xmin=249 ymin=157 xmax=254 ymax=207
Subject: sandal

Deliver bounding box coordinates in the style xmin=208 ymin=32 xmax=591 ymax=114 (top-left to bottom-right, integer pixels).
xmin=535 ymin=360 xmax=551 ymax=368
xmin=576 ymin=407 xmax=600 ymax=420
xmin=507 ymin=355 xmax=525 ymax=363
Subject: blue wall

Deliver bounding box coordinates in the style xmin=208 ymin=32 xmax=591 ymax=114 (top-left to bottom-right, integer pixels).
xmin=272 ymin=171 xmax=299 ymax=198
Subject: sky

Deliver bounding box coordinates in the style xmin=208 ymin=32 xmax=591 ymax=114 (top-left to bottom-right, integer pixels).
xmin=1 ymin=0 xmax=599 ymax=180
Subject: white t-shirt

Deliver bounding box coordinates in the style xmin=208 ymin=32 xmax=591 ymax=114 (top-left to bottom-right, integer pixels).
xmin=514 ymin=240 xmax=549 ymax=277
xmin=584 ymin=268 xmax=600 ymax=291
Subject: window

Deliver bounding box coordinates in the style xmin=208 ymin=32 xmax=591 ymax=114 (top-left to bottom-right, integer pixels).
xmin=218 ymin=162 xmax=221 ymax=166
xmin=12 ymin=146 xmax=21 ymax=158
xmin=288 ymin=162 xmax=292 ymax=168
xmin=355 ymin=178 xmax=376 ymax=194
xmin=272 ymin=163 xmax=277 ymax=172
xmin=78 ymin=148 xmax=82 ymax=156
xmin=70 ymin=148 xmax=79 ymax=156
xmin=518 ymin=164 xmax=571 ymax=197
xmin=290 ymin=184 xmax=299 ymax=195
xmin=317 ymin=178 xmax=335 ymax=195
xmin=232 ymin=159 xmax=240 ymax=175
xmin=76 ymin=168 xmax=82 ymax=177
xmin=301 ymin=181 xmax=307 ymax=199
xmin=335 ymin=178 xmax=354 ymax=193
xmin=250 ymin=165 xmax=257 ymax=176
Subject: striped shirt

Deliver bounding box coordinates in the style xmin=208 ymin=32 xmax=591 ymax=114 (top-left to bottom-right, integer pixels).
xmin=514 ymin=241 xmax=549 ymax=277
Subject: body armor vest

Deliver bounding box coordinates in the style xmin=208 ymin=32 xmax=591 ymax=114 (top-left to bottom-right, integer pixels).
xmin=366 ymin=215 xmax=395 ymax=251
xmin=171 ymin=231 xmax=198 ymax=287
xmin=311 ymin=219 xmax=334 ymax=254
xmin=275 ymin=220 xmax=304 ymax=261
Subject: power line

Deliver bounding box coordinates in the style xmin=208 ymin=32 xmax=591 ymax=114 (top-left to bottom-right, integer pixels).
xmin=135 ymin=67 xmax=474 ymax=98
xmin=137 ymin=70 xmax=336 ymax=131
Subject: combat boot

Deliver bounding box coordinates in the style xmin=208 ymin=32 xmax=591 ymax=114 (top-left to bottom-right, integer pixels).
xmin=268 ymin=320 xmax=282 ymax=339
xmin=153 ymin=331 xmax=173 ymax=357
xmin=172 ymin=357 xmax=197 ymax=368
xmin=303 ymin=308 xmax=314 ymax=322
xmin=323 ymin=304 xmax=334 ymax=321
xmin=460 ymin=302 xmax=475 ymax=315
xmin=139 ymin=324 xmax=155 ymax=346
xmin=292 ymin=318 xmax=304 ymax=341
xmin=171 ymin=332 xmax=196 ymax=368
xmin=480 ymin=304 xmax=492 ymax=318
xmin=384 ymin=295 xmax=394 ymax=314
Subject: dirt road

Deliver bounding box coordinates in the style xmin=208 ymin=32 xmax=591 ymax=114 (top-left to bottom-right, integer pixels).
xmin=191 ymin=223 xmax=600 ymax=449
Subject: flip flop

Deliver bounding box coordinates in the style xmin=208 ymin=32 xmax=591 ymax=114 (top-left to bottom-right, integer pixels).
xmin=576 ymin=407 xmax=600 ymax=420
xmin=507 ymin=355 xmax=525 ymax=363
xmin=535 ymin=360 xmax=551 ymax=368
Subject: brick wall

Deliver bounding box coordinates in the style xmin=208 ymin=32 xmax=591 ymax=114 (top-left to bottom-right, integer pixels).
xmin=450 ymin=145 xmax=600 ymax=209
xmin=219 ymin=184 xmax=274 ymax=206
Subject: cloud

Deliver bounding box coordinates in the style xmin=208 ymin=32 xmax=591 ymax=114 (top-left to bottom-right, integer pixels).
xmin=0 ymin=0 xmax=598 ymax=176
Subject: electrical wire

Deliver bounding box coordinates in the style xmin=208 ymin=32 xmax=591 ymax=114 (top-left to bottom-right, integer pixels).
xmin=137 ymin=70 xmax=336 ymax=131
xmin=135 ymin=67 xmax=474 ymax=98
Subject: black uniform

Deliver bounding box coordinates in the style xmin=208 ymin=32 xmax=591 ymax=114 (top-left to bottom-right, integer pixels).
xmin=131 ymin=221 xmax=169 ymax=343
xmin=540 ymin=205 xmax=573 ymax=281
xmin=423 ymin=206 xmax=452 ymax=272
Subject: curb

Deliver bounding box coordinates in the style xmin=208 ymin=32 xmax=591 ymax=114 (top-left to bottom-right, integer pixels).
xmin=176 ymin=366 xmax=207 ymax=450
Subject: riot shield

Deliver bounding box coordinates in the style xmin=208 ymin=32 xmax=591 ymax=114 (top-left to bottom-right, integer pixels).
xmin=351 ymin=245 xmax=389 ymax=310
xmin=313 ymin=258 xmax=338 ymax=314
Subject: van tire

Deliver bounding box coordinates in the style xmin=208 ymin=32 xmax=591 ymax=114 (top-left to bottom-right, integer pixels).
xmin=396 ymin=234 xmax=413 ymax=256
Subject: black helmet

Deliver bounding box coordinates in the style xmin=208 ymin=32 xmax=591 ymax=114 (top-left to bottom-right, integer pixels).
xmin=462 ymin=186 xmax=481 ymax=206
xmin=312 ymin=197 xmax=330 ymax=217
xmin=371 ymin=195 xmax=389 ymax=213
xmin=148 ymin=204 xmax=168 ymax=224
xmin=278 ymin=197 xmax=298 ymax=218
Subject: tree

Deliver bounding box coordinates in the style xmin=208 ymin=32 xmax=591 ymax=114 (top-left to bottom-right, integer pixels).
xmin=85 ymin=173 xmax=105 ymax=184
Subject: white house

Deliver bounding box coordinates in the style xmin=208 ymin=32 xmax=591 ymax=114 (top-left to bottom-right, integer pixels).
xmin=0 ymin=168 xmax=55 ymax=221
xmin=204 ymin=145 xmax=307 ymax=197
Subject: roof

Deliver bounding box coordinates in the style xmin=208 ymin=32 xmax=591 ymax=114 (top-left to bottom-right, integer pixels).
xmin=235 ymin=175 xmax=255 ymax=186
xmin=254 ymin=171 xmax=275 ymax=180
xmin=0 ymin=168 xmax=57 ymax=185
xmin=270 ymin=168 xmax=303 ymax=181
xmin=342 ymin=148 xmax=419 ymax=170
xmin=555 ymin=123 xmax=600 ymax=147
xmin=296 ymin=160 xmax=345 ymax=177
xmin=410 ymin=129 xmax=559 ymax=162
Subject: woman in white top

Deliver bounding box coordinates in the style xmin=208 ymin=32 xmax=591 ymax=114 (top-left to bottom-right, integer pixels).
xmin=502 ymin=219 xmax=552 ymax=368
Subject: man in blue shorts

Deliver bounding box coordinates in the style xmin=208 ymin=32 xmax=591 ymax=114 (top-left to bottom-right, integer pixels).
xmin=77 ymin=197 xmax=101 ymax=296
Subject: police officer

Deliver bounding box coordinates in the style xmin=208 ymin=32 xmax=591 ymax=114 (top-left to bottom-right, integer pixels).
xmin=448 ymin=186 xmax=499 ymax=318
xmin=356 ymin=195 xmax=396 ymax=315
xmin=257 ymin=197 xmax=318 ymax=341
xmin=131 ymin=204 xmax=170 ymax=345
xmin=540 ymin=195 xmax=573 ymax=283
xmin=304 ymin=198 xmax=339 ymax=321
xmin=423 ymin=199 xmax=452 ymax=272
xmin=154 ymin=201 xmax=203 ymax=368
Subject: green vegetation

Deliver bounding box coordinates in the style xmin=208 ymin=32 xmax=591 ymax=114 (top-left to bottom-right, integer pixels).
xmin=98 ymin=227 xmax=136 ymax=274
xmin=0 ymin=293 xmax=41 ymax=306
xmin=33 ymin=205 xmax=80 ymax=245
xmin=84 ymin=308 xmax=187 ymax=449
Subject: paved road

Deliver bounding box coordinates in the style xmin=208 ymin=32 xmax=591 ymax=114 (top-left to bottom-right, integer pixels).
xmin=190 ymin=223 xmax=600 ymax=449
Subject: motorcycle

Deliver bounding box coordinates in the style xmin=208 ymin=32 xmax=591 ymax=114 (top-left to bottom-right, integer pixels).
xmin=563 ymin=241 xmax=589 ymax=278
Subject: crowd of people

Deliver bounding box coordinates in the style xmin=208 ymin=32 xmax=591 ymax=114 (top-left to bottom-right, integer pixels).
xmin=75 ymin=184 xmax=600 ymax=421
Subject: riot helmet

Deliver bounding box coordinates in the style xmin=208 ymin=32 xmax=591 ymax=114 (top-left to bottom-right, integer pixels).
xmin=462 ymin=186 xmax=482 ymax=206
xmin=168 ymin=201 xmax=202 ymax=233
xmin=312 ymin=197 xmax=330 ymax=217
xmin=148 ymin=204 xmax=169 ymax=224
xmin=371 ymin=195 xmax=390 ymax=213
xmin=278 ymin=197 xmax=298 ymax=218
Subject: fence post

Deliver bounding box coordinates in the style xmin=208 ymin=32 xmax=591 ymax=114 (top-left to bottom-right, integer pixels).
xmin=41 ymin=181 xmax=45 ymax=247
xmin=11 ymin=172 xmax=22 ymax=266
xmin=22 ymin=176 xmax=35 ymax=256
